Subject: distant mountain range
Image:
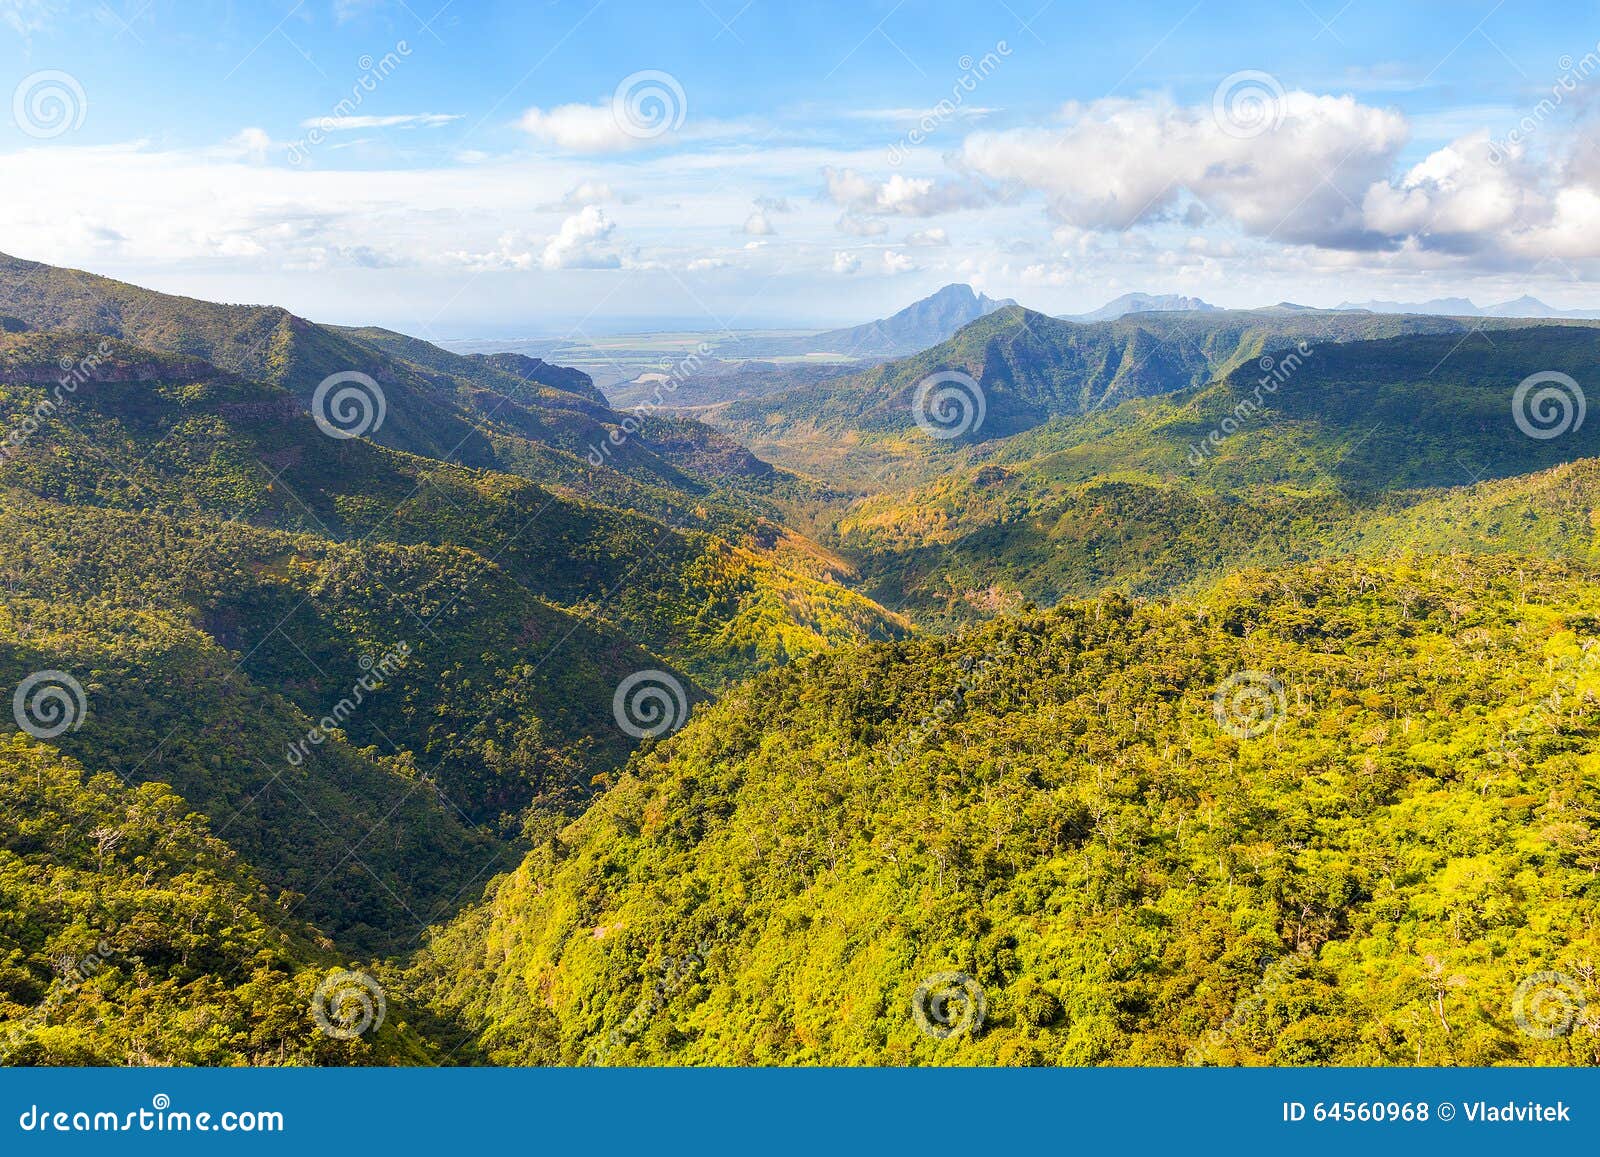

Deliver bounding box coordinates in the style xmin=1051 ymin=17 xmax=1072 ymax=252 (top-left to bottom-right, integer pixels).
xmin=1335 ymin=294 xmax=1600 ymax=319
xmin=712 ymin=304 xmax=1572 ymax=462
xmin=1063 ymin=292 xmax=1219 ymax=322
xmin=1062 ymin=291 xmax=1600 ymax=323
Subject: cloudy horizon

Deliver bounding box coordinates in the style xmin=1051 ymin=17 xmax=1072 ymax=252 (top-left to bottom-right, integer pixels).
xmin=3 ymin=0 xmax=1598 ymax=337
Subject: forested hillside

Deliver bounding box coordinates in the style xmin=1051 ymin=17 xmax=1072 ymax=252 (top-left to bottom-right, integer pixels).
xmin=713 ymin=306 xmax=1588 ymax=482
xmin=3 ymin=255 xmax=1598 ymax=1071
xmin=414 ymin=557 xmax=1600 ymax=1065
xmin=826 ymin=325 xmax=1600 ymax=620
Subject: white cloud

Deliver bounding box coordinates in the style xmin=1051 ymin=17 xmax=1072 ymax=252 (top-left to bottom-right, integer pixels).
xmin=882 ymin=250 xmax=915 ymax=274
xmin=0 ymin=0 xmax=59 ymax=41
xmin=224 ymin=128 xmax=273 ymax=164
xmin=541 ymin=180 xmax=628 ymax=210
xmin=743 ymin=211 xmax=775 ymax=236
xmin=687 ymin=257 xmax=728 ymax=271
xmin=823 ymin=166 xmax=988 ymax=217
xmin=831 ymin=250 xmax=861 ymax=274
xmin=540 ymin=205 xmax=620 ymax=270
xmin=960 ymin=92 xmax=1408 ymax=247
xmin=1362 ymin=131 xmax=1539 ymax=252
xmin=520 ymin=103 xmax=643 ymax=154
xmin=906 ymin=227 xmax=949 ymax=246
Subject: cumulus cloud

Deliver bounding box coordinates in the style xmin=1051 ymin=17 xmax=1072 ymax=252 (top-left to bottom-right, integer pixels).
xmin=882 ymin=250 xmax=915 ymax=274
xmin=823 ymin=166 xmax=988 ymax=217
xmin=831 ymin=250 xmax=861 ymax=274
xmin=906 ymin=227 xmax=949 ymax=246
xmin=540 ymin=205 xmax=621 ymax=269
xmin=1362 ymin=131 xmax=1544 ymax=255
xmin=520 ymin=103 xmax=644 ymax=153
xmin=960 ymin=92 xmax=1408 ymax=248
xmin=687 ymin=256 xmax=728 ymax=271
xmin=743 ymin=211 xmax=775 ymax=236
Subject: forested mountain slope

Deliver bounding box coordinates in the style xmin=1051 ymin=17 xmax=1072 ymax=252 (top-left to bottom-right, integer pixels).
xmin=0 ymin=330 xmax=907 ymax=687
xmin=414 ymin=557 xmax=1600 ymax=1066
xmin=0 ymin=252 xmax=803 ymax=539
xmin=830 ymin=325 xmax=1600 ymax=619
xmin=0 ymin=737 xmax=442 ymax=1065
xmin=714 ymin=306 xmax=1598 ymax=485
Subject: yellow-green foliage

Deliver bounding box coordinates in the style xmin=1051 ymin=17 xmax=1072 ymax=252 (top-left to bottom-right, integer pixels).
xmin=415 ymin=557 xmax=1600 ymax=1066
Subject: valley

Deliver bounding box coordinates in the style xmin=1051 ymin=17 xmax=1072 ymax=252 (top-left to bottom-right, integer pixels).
xmin=2 ymin=257 xmax=1598 ymax=1067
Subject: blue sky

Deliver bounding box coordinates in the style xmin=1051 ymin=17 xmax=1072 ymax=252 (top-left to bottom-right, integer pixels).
xmin=2 ymin=0 xmax=1599 ymax=336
